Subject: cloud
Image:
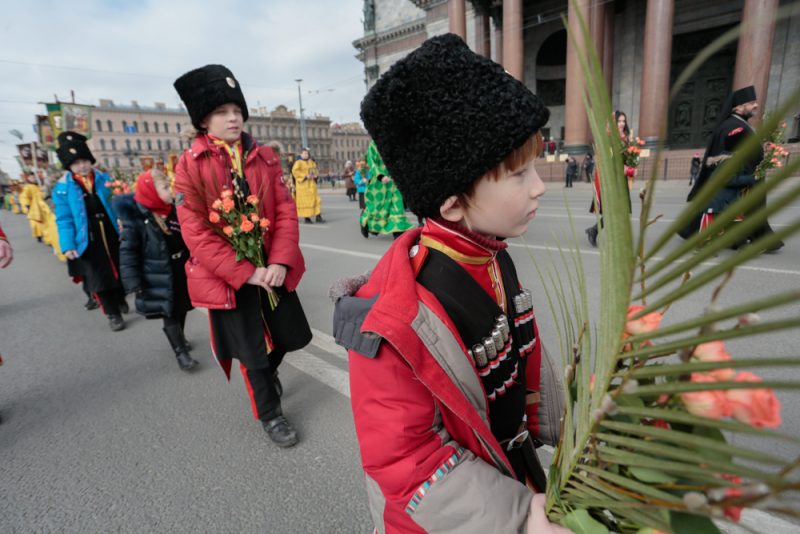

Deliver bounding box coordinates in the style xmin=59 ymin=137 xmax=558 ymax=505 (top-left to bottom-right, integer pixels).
xmin=0 ymin=0 xmax=366 ymax=169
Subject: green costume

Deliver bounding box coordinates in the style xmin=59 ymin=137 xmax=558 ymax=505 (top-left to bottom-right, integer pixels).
xmin=360 ymin=142 xmax=414 ymax=235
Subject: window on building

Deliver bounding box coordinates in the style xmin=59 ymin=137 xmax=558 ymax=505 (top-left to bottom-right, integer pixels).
xmin=136 ymin=139 xmax=142 ymax=150
xmin=126 ymin=139 xmax=131 ymax=150
xmin=100 ymin=139 xmax=106 ymax=150
xmin=176 ymin=123 xmax=181 ymax=133
xmin=154 ymin=122 xmax=159 ymax=133
xmin=144 ymin=122 xmax=149 ymax=133
xmin=147 ymin=139 xmax=152 ymax=151
xmin=157 ymin=139 xmax=162 ymax=150
xmin=133 ymin=121 xmax=138 ymax=132
xmin=164 ymin=122 xmax=169 ymax=133
xmin=111 ymin=139 xmax=117 ymax=150
xmin=104 ymin=157 xmax=110 ymax=167
xmin=122 ymin=120 xmax=128 ymax=131
xmin=114 ymin=157 xmax=120 ymax=168
xmin=107 ymin=120 xmax=113 ymax=132
xmin=96 ymin=120 xmax=102 ymax=132
xmin=165 ymin=140 xmax=171 ymax=150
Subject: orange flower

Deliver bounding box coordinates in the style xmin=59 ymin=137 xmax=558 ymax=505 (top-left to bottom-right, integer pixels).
xmin=212 ymin=199 xmax=223 ymax=210
xmin=625 ymin=305 xmax=663 ymax=336
xmin=720 ymin=474 xmax=743 ymax=522
xmin=692 ymin=341 xmax=734 ymax=381
xmin=727 ymin=371 xmax=781 ymax=428
xmin=246 ymin=194 xmax=259 ymax=205
xmin=259 ymin=218 xmax=270 ymax=230
xmin=208 ymin=211 xmax=221 ymax=224
xmin=221 ymin=197 xmax=235 ymax=213
xmin=223 ymin=225 xmax=234 ymax=237
xmin=221 ymin=189 xmax=233 ymax=199
xmin=240 ymin=219 xmax=255 ymax=233
xmin=681 ymin=373 xmax=732 ymax=419
xmin=250 ymin=213 xmax=260 ymax=223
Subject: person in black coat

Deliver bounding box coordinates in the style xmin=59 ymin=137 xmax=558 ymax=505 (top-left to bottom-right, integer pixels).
xmin=114 ymin=169 xmax=198 ymax=370
xmin=564 ymin=156 xmax=577 ymax=188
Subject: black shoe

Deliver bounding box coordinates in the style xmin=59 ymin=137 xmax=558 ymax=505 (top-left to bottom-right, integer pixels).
xmin=360 ymin=224 xmax=369 ymax=239
xmin=274 ymin=371 xmax=283 ymax=398
xmin=586 ymin=225 xmax=598 ymax=248
xmin=176 ymin=351 xmax=198 ymax=371
xmin=108 ymin=315 xmax=125 ymax=331
xmin=764 ymin=240 xmax=785 ymax=254
xmin=262 ymin=415 xmax=298 ymax=447
xmin=119 ymin=299 xmax=130 ymax=315
xmin=85 ymin=296 xmax=99 ymax=311
xmin=304 ymin=217 xmax=313 ymax=224
xmin=315 ymin=215 xmax=325 ymax=223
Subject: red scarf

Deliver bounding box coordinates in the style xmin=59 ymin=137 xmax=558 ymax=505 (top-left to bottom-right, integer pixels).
xmin=134 ymin=170 xmax=173 ymax=218
xmin=74 ymin=171 xmax=95 ymax=193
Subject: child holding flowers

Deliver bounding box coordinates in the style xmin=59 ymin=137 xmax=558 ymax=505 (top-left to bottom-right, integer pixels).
xmin=173 ymin=64 xmax=311 ymax=447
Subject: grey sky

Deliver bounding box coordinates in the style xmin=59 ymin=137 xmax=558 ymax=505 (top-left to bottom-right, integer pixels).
xmin=0 ymin=0 xmax=367 ymax=172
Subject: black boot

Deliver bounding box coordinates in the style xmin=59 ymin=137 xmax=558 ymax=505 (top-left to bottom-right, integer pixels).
xmin=304 ymin=217 xmax=313 ymax=224
xmin=108 ymin=314 xmax=125 ymax=331
xmin=360 ymin=223 xmax=369 ymax=239
xmin=315 ymin=214 xmax=326 ymax=223
xmin=262 ymin=408 xmax=298 ymax=448
xmin=179 ymin=330 xmax=193 ymax=352
xmin=586 ymin=224 xmax=598 ymax=247
xmin=164 ymin=325 xmax=198 ymax=371
xmin=85 ymin=295 xmax=99 ymax=311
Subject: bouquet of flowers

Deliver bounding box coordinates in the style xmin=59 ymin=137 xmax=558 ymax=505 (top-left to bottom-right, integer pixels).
xmin=536 ymin=7 xmax=800 ymax=533
xmin=208 ymin=187 xmax=277 ymax=308
xmin=108 ymin=179 xmax=131 ymax=196
xmin=621 ymin=136 xmax=646 ymax=173
xmin=754 ymin=119 xmax=790 ymax=180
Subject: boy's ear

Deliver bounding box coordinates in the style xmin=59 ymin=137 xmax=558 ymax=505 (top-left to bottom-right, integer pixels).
xmin=439 ymin=195 xmax=464 ymax=223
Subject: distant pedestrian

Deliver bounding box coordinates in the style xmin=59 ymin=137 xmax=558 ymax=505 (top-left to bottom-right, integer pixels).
xmin=292 ymin=148 xmax=325 ymax=224
xmin=582 ymin=153 xmax=594 ymax=183
xmin=689 ymin=152 xmax=701 ymax=186
xmin=343 ymin=161 xmax=356 ymax=201
xmin=114 ymin=169 xmax=198 ymax=371
xmin=354 ymin=159 xmax=368 ymax=209
xmin=358 ymin=142 xmax=414 ymax=239
xmin=548 ymin=137 xmax=557 ymax=156
xmin=565 ymin=156 xmax=577 ymax=188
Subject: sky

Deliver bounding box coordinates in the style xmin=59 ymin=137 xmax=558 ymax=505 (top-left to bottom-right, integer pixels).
xmin=0 ymin=0 xmax=367 ymax=173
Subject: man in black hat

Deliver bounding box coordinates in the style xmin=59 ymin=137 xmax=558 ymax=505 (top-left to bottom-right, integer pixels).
xmin=52 ymin=131 xmax=128 ymax=331
xmin=681 ymin=85 xmax=784 ymax=252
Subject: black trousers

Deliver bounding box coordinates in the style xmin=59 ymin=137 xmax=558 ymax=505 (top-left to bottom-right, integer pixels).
xmin=162 ymin=309 xmax=188 ymax=331
xmin=95 ymin=288 xmax=125 ymax=316
xmin=240 ymin=347 xmax=286 ymax=421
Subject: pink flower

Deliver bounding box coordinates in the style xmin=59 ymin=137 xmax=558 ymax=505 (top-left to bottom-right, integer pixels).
xmin=211 ymin=199 xmax=223 ymax=210
xmin=692 ymin=341 xmax=734 ymax=381
xmin=221 ymin=198 xmax=235 ymax=213
xmin=220 ymin=189 xmax=233 ymax=199
xmin=222 ymin=225 xmax=234 ymax=237
xmin=208 ymin=211 xmax=221 ymax=224
xmin=240 ymin=219 xmax=255 ymax=233
xmin=681 ymin=373 xmax=732 ymax=419
xmin=625 ymin=305 xmax=663 ymax=336
xmin=259 ymin=218 xmax=270 ymax=230
xmin=246 ymin=194 xmax=259 ymax=205
xmin=727 ymin=371 xmax=781 ymax=428
xmin=720 ymin=474 xmax=743 ymax=522
xmin=250 ymin=213 xmax=260 ymax=223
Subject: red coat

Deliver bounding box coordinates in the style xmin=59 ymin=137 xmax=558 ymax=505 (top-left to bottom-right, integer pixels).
xmin=175 ymin=134 xmax=304 ymax=309
xmin=0 ymin=223 xmax=7 ymax=242
xmin=340 ymin=229 xmax=556 ymax=533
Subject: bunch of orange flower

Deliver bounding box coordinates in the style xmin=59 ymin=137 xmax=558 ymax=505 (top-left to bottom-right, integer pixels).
xmin=755 ymin=120 xmax=790 ymax=180
xmin=109 ymin=179 xmax=131 ymax=196
xmin=621 ymin=136 xmax=646 ymax=176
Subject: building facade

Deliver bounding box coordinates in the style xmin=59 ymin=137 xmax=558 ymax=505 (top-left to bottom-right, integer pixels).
xmin=331 ymin=122 xmax=372 ymax=173
xmin=87 ymin=100 xmax=332 ymax=173
xmin=354 ymin=0 xmax=800 ymax=153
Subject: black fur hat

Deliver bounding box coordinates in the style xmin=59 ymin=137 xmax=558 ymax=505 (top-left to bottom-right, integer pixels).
xmin=173 ymin=64 xmax=249 ymax=129
xmin=360 ymin=33 xmax=549 ymax=218
xmin=56 ymin=131 xmax=95 ymax=169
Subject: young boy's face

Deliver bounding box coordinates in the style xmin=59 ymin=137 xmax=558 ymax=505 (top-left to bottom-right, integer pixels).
xmin=201 ymin=103 xmax=244 ymax=143
xmin=453 ymin=160 xmax=545 ymax=239
xmin=69 ymin=159 xmax=92 ymax=176
xmin=154 ymin=179 xmax=173 ymax=204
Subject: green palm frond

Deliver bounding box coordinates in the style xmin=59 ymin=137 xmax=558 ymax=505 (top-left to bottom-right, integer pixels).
xmin=533 ymin=3 xmax=800 ymax=533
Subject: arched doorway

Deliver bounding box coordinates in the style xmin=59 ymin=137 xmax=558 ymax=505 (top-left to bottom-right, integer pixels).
xmin=536 ymin=29 xmax=567 ymax=141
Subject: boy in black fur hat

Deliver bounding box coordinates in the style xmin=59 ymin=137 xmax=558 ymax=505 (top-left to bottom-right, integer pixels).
xmin=332 ymin=34 xmax=568 ymax=532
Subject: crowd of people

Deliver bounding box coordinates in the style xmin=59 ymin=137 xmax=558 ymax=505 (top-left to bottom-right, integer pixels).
xmin=0 ymin=30 xmax=788 ymax=533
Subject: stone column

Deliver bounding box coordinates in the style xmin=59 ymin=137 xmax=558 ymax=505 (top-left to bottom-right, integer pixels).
xmin=474 ymin=12 xmax=491 ymax=57
xmin=590 ymin=0 xmax=605 ymax=61
xmin=603 ymin=1 xmax=615 ymax=96
xmin=733 ymin=0 xmax=779 ymax=124
xmin=638 ymin=0 xmax=675 ymax=146
xmin=448 ymin=0 xmax=467 ymax=39
xmin=503 ymin=0 xmax=524 ymax=80
xmin=493 ymin=20 xmax=503 ymax=64
xmin=564 ymin=0 xmax=592 ymax=154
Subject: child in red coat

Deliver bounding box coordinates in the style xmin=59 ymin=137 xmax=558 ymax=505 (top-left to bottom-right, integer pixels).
xmin=174 ymin=64 xmax=311 ymax=447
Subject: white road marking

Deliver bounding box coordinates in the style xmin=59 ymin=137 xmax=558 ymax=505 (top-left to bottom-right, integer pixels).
xmin=301 ymin=242 xmax=382 ymax=260
xmin=310 ymin=327 xmax=347 ymax=361
xmin=288 ymin=349 xmax=351 ymax=398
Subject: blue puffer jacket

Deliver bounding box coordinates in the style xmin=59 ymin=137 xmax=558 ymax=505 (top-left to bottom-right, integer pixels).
xmin=52 ymin=170 xmax=119 ymax=256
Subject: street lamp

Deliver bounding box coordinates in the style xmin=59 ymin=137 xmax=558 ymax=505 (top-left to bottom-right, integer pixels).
xmin=295 ymin=78 xmax=309 ymax=149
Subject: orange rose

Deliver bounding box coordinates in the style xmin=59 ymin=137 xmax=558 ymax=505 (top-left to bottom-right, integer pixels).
xmin=223 ymin=225 xmax=234 ymax=237
xmin=625 ymin=305 xmax=663 ymax=336
xmin=259 ymin=218 xmax=270 ymax=230
xmin=246 ymin=194 xmax=259 ymax=205
xmin=680 ymin=373 xmax=732 ymax=419
xmin=719 ymin=474 xmax=743 ymax=522
xmin=692 ymin=341 xmax=734 ymax=381
xmin=240 ymin=219 xmax=255 ymax=233
xmin=212 ymin=199 xmax=223 ymax=210
xmin=221 ymin=189 xmax=233 ymax=199
xmin=250 ymin=213 xmax=260 ymax=223
xmin=222 ymin=197 xmax=235 ymax=213
xmin=727 ymin=371 xmax=781 ymax=428
xmin=208 ymin=211 xmax=221 ymax=224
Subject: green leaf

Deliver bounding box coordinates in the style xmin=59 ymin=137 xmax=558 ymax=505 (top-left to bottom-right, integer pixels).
xmin=692 ymin=426 xmax=730 ymax=463
xmin=562 ymin=509 xmax=609 ymax=534
xmin=669 ymin=512 xmax=721 ymax=534
xmin=627 ymin=466 xmax=678 ymax=484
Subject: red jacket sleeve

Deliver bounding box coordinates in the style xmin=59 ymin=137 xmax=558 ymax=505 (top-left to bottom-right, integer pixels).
xmin=0 ymin=223 xmax=7 ymax=242
xmin=175 ymin=154 xmax=255 ymax=290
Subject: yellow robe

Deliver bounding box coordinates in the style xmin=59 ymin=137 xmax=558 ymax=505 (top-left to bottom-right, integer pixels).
xmin=292 ymin=159 xmax=321 ymax=218
xmin=19 ymin=184 xmax=47 ymax=240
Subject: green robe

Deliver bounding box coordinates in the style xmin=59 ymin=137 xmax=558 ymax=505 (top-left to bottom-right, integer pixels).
xmin=360 ymin=142 xmax=414 ymax=234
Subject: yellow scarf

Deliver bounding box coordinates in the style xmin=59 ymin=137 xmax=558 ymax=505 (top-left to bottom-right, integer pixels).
xmin=209 ymin=135 xmax=243 ymax=176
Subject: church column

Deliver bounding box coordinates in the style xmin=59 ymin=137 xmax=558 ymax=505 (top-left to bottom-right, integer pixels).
xmin=564 ymin=0 xmax=592 ymax=154
xmin=448 ymin=0 xmax=467 ymax=39
xmin=475 ymin=11 xmax=491 ymax=57
xmin=493 ymin=19 xmax=503 ymax=64
xmin=603 ymin=1 xmax=615 ymax=96
xmin=733 ymin=0 xmax=779 ymax=124
xmin=503 ymin=0 xmax=524 ymax=80
xmin=638 ymin=0 xmax=675 ymax=146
